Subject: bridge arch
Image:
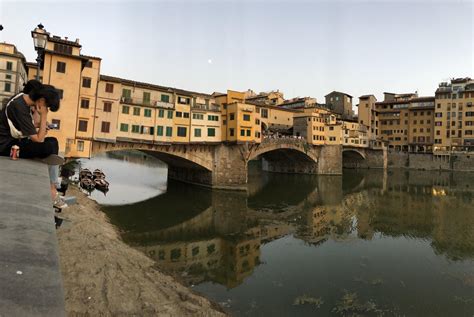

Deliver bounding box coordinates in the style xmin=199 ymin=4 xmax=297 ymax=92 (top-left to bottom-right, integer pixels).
xmin=342 ymin=148 xmax=366 ymax=169
xmin=91 ymin=141 xmax=215 ymax=186
xmin=246 ymin=139 xmax=320 ymax=175
xmin=247 ymin=139 xmax=319 ymax=163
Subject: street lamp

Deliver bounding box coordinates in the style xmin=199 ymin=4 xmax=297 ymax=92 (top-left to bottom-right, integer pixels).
xmin=31 ymin=23 xmax=49 ymax=82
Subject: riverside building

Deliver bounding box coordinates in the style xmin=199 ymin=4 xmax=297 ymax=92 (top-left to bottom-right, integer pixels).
xmin=434 ymin=77 xmax=474 ymax=152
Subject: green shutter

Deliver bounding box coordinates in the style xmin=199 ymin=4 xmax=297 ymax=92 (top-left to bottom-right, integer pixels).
xmin=122 ymin=89 xmax=131 ymax=98
xmin=166 ymin=127 xmax=172 ymax=137
xmin=208 ymin=128 xmax=215 ymax=137
xmin=167 ymin=110 xmax=173 ymax=119
xmin=120 ymin=123 xmax=128 ymax=132
xmin=158 ymin=109 xmax=164 ymax=118
xmin=161 ymin=94 xmax=170 ymax=103
xmin=143 ymin=92 xmax=151 ymax=104
xmin=157 ymin=126 xmax=164 ymax=136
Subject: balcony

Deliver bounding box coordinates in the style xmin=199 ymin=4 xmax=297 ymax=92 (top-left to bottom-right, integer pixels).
xmin=120 ymin=96 xmax=174 ymax=109
xmin=192 ymin=103 xmax=220 ymax=112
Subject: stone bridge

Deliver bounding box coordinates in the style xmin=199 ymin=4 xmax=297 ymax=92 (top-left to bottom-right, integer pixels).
xmin=90 ymin=138 xmax=385 ymax=190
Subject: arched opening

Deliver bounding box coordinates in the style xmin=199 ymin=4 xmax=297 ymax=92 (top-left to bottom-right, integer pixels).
xmin=141 ymin=150 xmax=213 ymax=186
xmin=342 ymin=149 xmax=366 ymax=169
xmin=87 ymin=145 xmax=214 ymax=189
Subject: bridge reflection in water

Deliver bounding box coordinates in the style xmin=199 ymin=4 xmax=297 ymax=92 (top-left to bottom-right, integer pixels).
xmin=104 ymin=162 xmax=474 ymax=295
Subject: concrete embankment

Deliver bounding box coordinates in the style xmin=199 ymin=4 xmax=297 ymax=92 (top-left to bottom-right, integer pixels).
xmin=0 ymin=158 xmax=65 ymax=316
xmin=387 ymin=152 xmax=474 ymax=171
xmin=56 ymin=186 xmax=227 ymax=316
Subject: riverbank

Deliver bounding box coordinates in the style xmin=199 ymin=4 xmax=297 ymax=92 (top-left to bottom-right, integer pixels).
xmin=56 ymin=186 xmax=227 ymax=316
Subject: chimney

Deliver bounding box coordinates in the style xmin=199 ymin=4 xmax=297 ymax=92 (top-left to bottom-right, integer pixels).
xmin=75 ymin=38 xmax=80 ymax=44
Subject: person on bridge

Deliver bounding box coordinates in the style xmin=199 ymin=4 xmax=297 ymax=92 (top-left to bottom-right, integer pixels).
xmin=0 ymin=80 xmax=67 ymax=209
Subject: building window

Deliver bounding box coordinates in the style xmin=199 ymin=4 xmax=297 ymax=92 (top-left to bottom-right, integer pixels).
xmin=243 ymin=114 xmax=251 ymax=121
xmin=143 ymin=92 xmax=151 ymax=104
xmin=208 ymin=115 xmax=218 ymax=121
xmin=80 ymin=99 xmax=90 ymax=109
xmin=131 ymin=125 xmax=140 ymax=133
xmin=183 ymin=112 xmax=190 ymax=118
xmin=133 ymin=107 xmax=140 ymax=116
xmin=246 ymin=129 xmax=251 ymax=137
xmin=6 ymin=74 xmax=11 ymax=80
xmin=208 ymin=128 xmax=216 ymax=137
xmin=4 ymin=82 xmax=11 ymax=92
xmin=105 ymin=83 xmax=114 ymax=93
xmin=230 ymin=113 xmax=235 ymax=120
xmin=122 ymin=105 xmax=130 ymax=114
xmin=120 ymin=123 xmax=129 ymax=132
xmin=240 ymin=129 xmax=245 ymax=136
xmin=122 ymin=89 xmax=131 ymax=99
xmin=177 ymin=127 xmax=187 ymax=137
xmin=103 ymin=102 xmax=112 ymax=112
xmin=53 ymin=43 xmax=73 ymax=55
xmin=261 ymin=109 xmax=268 ymax=118
xmin=176 ymin=111 xmax=183 ymax=118
xmin=51 ymin=119 xmax=61 ymax=130
xmin=78 ymin=120 xmax=88 ymax=132
xmin=144 ymin=109 xmax=152 ymax=117
xmin=194 ymin=128 xmax=201 ymax=137
xmin=101 ymin=121 xmax=110 ymax=133
xmin=178 ymin=97 xmax=190 ymax=104
xmin=158 ymin=109 xmax=164 ymax=118
xmin=167 ymin=110 xmax=173 ymax=119
xmin=6 ymin=61 xmax=13 ymax=71
xmin=77 ymin=140 xmax=84 ymax=152
xmin=82 ymin=77 xmax=92 ymax=88
xmin=85 ymin=61 xmax=93 ymax=68
xmin=157 ymin=126 xmax=164 ymax=136
xmin=229 ymin=128 xmax=235 ymax=136
xmin=56 ymin=61 xmax=66 ymax=73
xmin=161 ymin=95 xmax=170 ymax=103
xmin=166 ymin=127 xmax=172 ymax=137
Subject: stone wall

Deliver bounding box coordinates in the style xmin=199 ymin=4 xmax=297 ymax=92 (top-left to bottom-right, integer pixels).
xmin=387 ymin=151 xmax=409 ymax=168
xmin=318 ymin=145 xmax=343 ymax=175
xmin=365 ymin=148 xmax=386 ymax=169
xmin=212 ymin=144 xmax=248 ymax=190
xmin=450 ymin=153 xmax=474 ymax=171
xmin=408 ymin=153 xmax=450 ymax=170
xmin=261 ymin=158 xmax=318 ymax=174
xmin=387 ymin=151 xmax=474 ymax=171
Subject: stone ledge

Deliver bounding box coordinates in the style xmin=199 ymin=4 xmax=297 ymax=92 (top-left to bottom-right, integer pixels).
xmin=0 ymin=157 xmax=65 ymax=317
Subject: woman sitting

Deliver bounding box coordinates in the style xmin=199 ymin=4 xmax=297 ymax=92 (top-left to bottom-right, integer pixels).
xmin=0 ymin=80 xmax=67 ymax=209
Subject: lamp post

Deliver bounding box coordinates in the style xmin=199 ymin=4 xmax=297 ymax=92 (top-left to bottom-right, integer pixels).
xmin=31 ymin=23 xmax=48 ymax=82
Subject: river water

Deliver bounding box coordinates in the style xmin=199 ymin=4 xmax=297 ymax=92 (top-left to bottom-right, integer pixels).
xmin=80 ymin=151 xmax=474 ymax=316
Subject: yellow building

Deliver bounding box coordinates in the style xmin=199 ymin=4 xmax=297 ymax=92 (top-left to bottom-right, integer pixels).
xmin=213 ymin=90 xmax=246 ymax=141
xmin=190 ymin=95 xmax=221 ymax=143
xmin=357 ymin=94 xmax=378 ymax=144
xmin=293 ymin=107 xmax=329 ymax=145
xmin=0 ymin=43 xmax=28 ymax=105
xmin=434 ymin=77 xmax=474 ymax=151
xmin=244 ymin=90 xmax=285 ymax=106
xmin=225 ymin=102 xmax=261 ymax=143
xmin=376 ymin=92 xmax=435 ymax=152
xmin=29 ymin=31 xmax=97 ymax=157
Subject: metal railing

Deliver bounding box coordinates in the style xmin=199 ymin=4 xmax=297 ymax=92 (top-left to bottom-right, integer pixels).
xmin=192 ymin=103 xmax=220 ymax=112
xmin=120 ymin=96 xmax=174 ymax=109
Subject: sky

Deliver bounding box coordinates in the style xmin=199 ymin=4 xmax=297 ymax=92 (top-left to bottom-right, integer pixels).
xmin=1 ymin=0 xmax=473 ymax=110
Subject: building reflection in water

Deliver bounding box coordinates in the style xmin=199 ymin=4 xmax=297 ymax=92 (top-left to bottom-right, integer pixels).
xmin=104 ymin=164 xmax=474 ymax=289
